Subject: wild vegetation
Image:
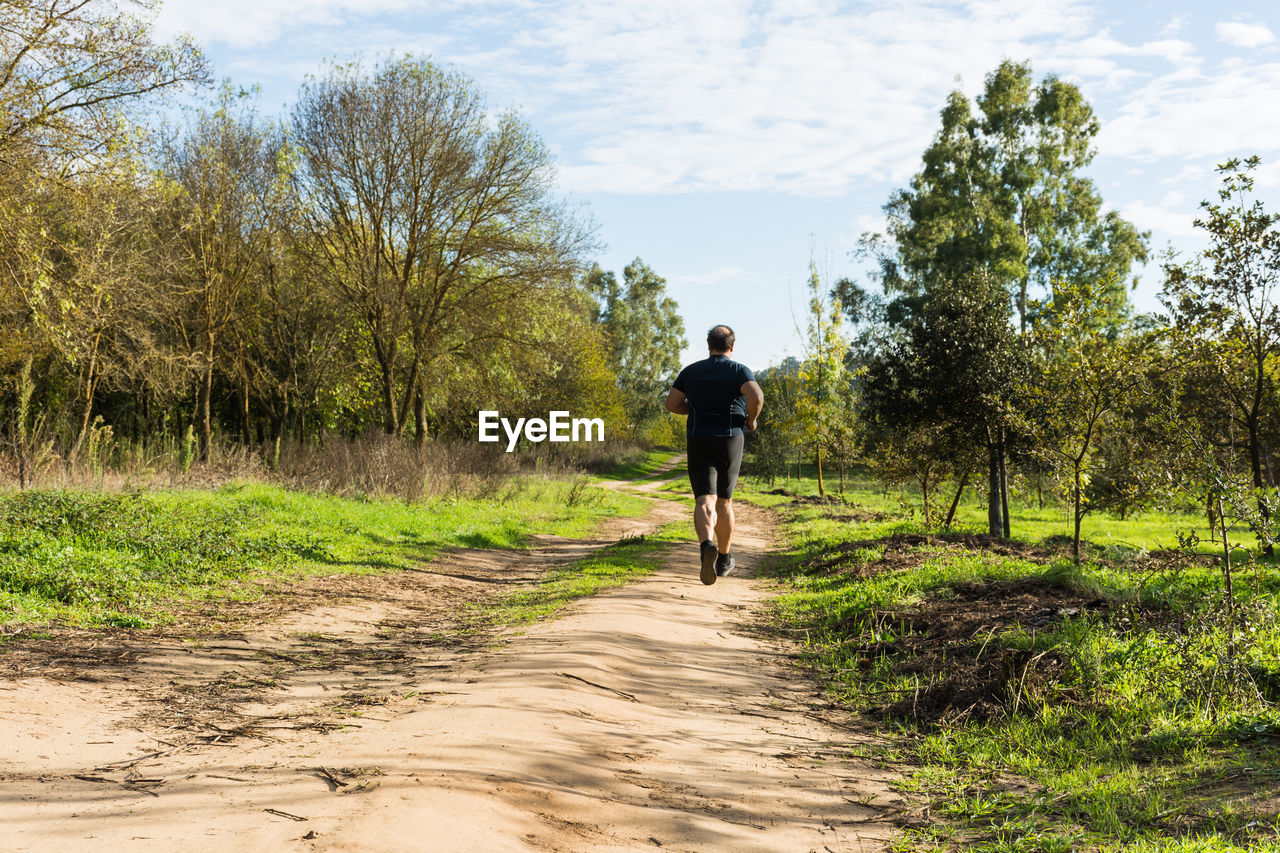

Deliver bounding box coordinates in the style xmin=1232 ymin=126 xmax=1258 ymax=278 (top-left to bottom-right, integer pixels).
xmin=740 ymin=473 xmax=1280 ymax=851
xmin=0 ymin=0 xmax=687 ymax=490
xmin=734 ymin=60 xmax=1280 ymax=851
xmin=3 ymin=3 xmax=1279 ymax=846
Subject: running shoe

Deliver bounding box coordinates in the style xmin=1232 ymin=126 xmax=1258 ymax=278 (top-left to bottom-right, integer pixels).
xmin=700 ymin=540 xmax=718 ymax=585
xmin=715 ymin=552 xmax=735 ymax=577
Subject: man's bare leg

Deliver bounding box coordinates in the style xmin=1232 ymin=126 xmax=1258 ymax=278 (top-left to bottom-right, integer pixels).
xmin=694 ymin=494 xmax=717 ymax=543
xmin=694 ymin=494 xmax=720 ymax=584
xmin=714 ymin=497 xmax=734 ymax=554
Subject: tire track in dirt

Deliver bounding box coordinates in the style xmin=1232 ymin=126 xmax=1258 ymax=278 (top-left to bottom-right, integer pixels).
xmin=0 ymin=464 xmax=900 ymax=851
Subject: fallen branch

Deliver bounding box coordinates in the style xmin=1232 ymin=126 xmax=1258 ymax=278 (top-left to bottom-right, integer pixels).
xmin=556 ymin=672 xmax=638 ymax=702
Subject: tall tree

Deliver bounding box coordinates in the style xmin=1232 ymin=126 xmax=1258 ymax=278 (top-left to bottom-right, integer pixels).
xmin=583 ymin=258 xmax=686 ymax=433
xmin=795 ymin=262 xmax=850 ymax=498
xmin=159 ymin=88 xmax=290 ymax=462
xmin=878 ymin=60 xmax=1149 ymax=333
xmin=864 ymin=60 xmax=1148 ymax=535
xmin=293 ymin=56 xmax=592 ymax=443
xmin=1163 ymin=157 xmax=1280 ymax=550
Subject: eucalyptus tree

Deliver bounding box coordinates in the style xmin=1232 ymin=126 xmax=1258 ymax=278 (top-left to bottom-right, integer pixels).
xmin=583 ymin=258 xmax=686 ymax=433
xmin=877 ymin=60 xmax=1148 ymax=333
xmin=862 ymin=60 xmax=1148 ymax=536
xmin=293 ymin=56 xmax=592 ymax=442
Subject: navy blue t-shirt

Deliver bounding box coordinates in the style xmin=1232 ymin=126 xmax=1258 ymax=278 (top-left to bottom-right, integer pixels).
xmin=672 ymin=355 xmax=756 ymax=437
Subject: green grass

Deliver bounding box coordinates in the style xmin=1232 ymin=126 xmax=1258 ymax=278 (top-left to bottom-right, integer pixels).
xmin=0 ymin=477 xmax=650 ymax=629
xmin=494 ymin=520 xmax=687 ymax=625
xmin=757 ymin=483 xmax=1280 ymax=851
xmin=736 ymin=466 xmax=1247 ymax=555
xmin=593 ymin=447 xmax=681 ymax=481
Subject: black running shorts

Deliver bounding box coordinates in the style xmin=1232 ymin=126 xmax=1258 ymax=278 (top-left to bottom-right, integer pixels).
xmin=686 ymin=433 xmax=744 ymax=499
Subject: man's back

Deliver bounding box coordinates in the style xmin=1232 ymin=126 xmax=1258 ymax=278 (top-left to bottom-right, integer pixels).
xmin=673 ymin=354 xmax=755 ymax=437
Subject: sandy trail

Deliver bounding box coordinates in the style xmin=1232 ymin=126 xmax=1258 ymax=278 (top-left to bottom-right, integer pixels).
xmin=0 ymin=471 xmax=899 ymax=851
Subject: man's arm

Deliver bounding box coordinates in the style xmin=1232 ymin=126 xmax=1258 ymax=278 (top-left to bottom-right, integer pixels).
xmin=742 ymin=380 xmax=764 ymax=431
xmin=664 ymin=387 xmax=690 ymax=415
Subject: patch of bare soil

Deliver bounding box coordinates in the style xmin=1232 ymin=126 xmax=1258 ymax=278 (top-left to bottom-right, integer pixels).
xmin=849 ymin=578 xmax=1110 ymax=726
xmin=0 ymin=472 xmax=900 ymax=852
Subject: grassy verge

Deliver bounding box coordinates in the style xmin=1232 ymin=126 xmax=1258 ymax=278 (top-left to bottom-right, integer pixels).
xmin=756 ymin=495 xmax=1280 ymax=852
xmin=0 ymin=477 xmax=650 ymax=629
xmin=735 ymin=469 xmax=1259 ymax=556
xmin=594 ymin=447 xmax=682 ymax=481
xmin=494 ymin=520 xmax=687 ymax=625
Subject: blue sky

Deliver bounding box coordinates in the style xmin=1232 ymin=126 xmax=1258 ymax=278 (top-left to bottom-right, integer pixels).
xmin=153 ymin=0 xmax=1280 ymax=372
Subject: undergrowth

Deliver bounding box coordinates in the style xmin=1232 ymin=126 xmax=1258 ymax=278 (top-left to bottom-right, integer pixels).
xmin=758 ymin=499 xmax=1280 ymax=852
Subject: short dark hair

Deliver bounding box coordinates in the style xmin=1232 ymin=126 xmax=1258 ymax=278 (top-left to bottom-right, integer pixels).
xmin=707 ymin=324 xmax=735 ymax=352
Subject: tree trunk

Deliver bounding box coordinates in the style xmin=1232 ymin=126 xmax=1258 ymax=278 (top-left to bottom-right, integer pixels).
xmin=1249 ymin=419 xmax=1273 ymax=555
xmin=815 ymin=446 xmax=825 ymax=498
xmin=1207 ymin=490 xmax=1218 ymax=542
xmin=269 ymin=402 xmax=286 ymax=471
xmin=240 ymin=372 xmax=251 ymax=446
xmin=944 ymin=471 xmax=970 ymax=528
xmin=197 ymin=358 xmax=214 ymax=464
xmin=999 ymin=430 xmax=1011 ymax=539
xmin=921 ymin=474 xmax=931 ymax=526
xmin=988 ymin=442 xmax=1003 ymax=537
xmin=398 ymin=355 xmax=421 ymax=437
xmin=1073 ymin=465 xmax=1082 ymax=564
xmin=68 ymin=351 xmax=99 ymax=464
xmin=379 ymin=355 xmax=399 ymax=434
xmin=413 ymin=381 xmax=428 ymax=449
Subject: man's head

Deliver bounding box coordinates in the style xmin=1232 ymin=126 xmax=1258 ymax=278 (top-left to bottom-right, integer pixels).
xmin=707 ymin=324 xmax=735 ymax=354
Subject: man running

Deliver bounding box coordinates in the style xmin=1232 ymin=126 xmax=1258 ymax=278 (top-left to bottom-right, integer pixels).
xmin=664 ymin=325 xmax=765 ymax=585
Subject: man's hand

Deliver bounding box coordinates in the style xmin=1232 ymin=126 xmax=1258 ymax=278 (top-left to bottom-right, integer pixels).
xmin=741 ymin=380 xmax=764 ymax=432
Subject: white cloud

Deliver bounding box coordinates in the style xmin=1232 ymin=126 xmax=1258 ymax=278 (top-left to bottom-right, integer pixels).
xmin=153 ymin=0 xmax=427 ymax=50
xmin=1216 ymin=21 xmax=1277 ymax=49
xmin=1097 ymin=61 xmax=1280 ymax=162
xmin=496 ymin=0 xmax=1109 ymax=194
xmin=1119 ymin=201 xmax=1201 ymax=240
xmin=1159 ymin=15 xmax=1187 ymax=38
xmin=156 ymin=0 xmax=1280 ymax=208
xmin=679 ymin=266 xmax=748 ymax=286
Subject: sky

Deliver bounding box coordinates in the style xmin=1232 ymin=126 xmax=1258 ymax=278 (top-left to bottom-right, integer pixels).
xmin=152 ymin=0 xmax=1280 ymax=373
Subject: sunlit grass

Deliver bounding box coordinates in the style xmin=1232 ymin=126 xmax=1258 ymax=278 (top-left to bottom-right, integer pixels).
xmin=495 ymin=521 xmax=686 ymax=625
xmin=758 ymin=476 xmax=1280 ymax=851
xmin=0 ymin=478 xmax=650 ymax=628
xmin=737 ymin=466 xmax=1235 ymax=554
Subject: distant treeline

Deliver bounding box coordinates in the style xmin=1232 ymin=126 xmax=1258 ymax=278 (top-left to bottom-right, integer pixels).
xmin=0 ymin=1 xmax=687 ymax=485
xmin=749 ymin=61 xmax=1280 ymax=561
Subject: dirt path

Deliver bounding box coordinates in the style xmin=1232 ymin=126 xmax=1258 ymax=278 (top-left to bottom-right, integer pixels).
xmin=0 ymin=469 xmax=899 ymax=851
